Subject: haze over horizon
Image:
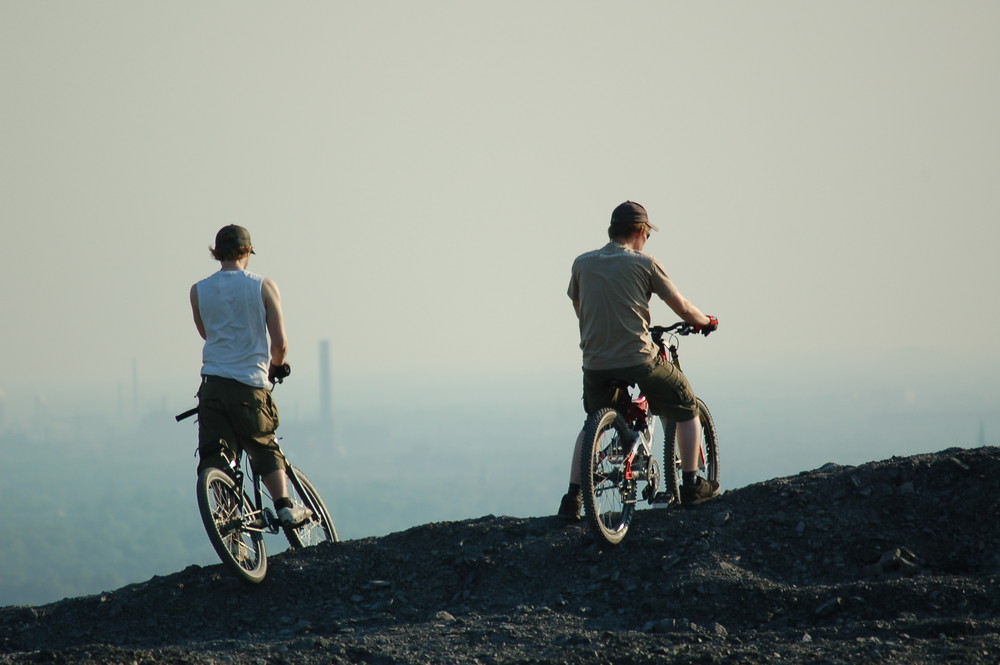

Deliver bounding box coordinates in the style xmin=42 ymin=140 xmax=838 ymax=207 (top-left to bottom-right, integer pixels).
xmin=1 ymin=1 xmax=998 ymax=607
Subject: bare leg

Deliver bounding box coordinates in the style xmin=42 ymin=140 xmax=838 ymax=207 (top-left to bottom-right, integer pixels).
xmin=262 ymin=466 xmax=313 ymax=524
xmin=261 ymin=469 xmax=289 ymax=502
xmin=677 ymin=417 xmax=702 ymax=473
xmin=569 ymin=428 xmax=585 ymax=485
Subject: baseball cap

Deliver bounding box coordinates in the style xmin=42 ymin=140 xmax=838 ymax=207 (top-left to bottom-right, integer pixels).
xmin=214 ymin=225 xmax=255 ymax=254
xmin=610 ymin=201 xmax=659 ymax=232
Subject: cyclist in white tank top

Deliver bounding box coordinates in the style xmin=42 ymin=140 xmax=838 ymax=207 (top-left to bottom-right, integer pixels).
xmin=196 ymin=270 xmax=270 ymax=387
xmin=189 ymin=225 xmax=309 ymax=528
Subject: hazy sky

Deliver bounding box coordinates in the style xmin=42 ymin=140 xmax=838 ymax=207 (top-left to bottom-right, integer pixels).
xmin=2 ymin=1 xmax=998 ymax=418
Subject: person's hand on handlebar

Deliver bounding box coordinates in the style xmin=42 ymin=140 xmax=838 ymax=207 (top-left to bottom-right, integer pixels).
xmin=693 ymin=315 xmax=719 ymax=336
xmin=268 ymin=363 xmax=291 ymax=384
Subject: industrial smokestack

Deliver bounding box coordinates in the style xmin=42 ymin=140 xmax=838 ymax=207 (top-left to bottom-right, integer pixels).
xmin=319 ymin=340 xmax=332 ymax=425
xmin=132 ymin=358 xmax=139 ymax=415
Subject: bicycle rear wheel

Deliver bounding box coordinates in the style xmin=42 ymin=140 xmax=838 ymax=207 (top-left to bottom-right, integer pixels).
xmin=283 ymin=466 xmax=339 ymax=548
xmin=196 ymin=467 xmax=267 ymax=584
xmin=662 ymin=398 xmax=720 ymax=504
xmin=580 ymin=407 xmax=636 ymax=546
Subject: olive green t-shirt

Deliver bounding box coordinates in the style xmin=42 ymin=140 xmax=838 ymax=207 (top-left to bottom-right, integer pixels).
xmin=568 ymin=242 xmax=676 ymax=371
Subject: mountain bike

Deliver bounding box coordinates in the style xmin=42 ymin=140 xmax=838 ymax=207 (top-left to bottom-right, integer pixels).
xmin=175 ymin=388 xmax=338 ymax=583
xmin=580 ymin=322 xmax=719 ymax=546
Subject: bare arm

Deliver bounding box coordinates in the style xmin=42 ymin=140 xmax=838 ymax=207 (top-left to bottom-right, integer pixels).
xmin=190 ymin=284 xmax=206 ymax=340
xmin=664 ymin=289 xmax=712 ymax=327
xmin=261 ymin=277 xmax=288 ymax=366
xmin=655 ymin=272 xmax=712 ymax=327
xmin=650 ymin=260 xmax=712 ymax=328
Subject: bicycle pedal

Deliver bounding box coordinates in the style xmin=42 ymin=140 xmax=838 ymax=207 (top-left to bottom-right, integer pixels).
xmin=255 ymin=507 xmax=277 ymax=530
xmin=649 ymin=491 xmax=672 ymax=505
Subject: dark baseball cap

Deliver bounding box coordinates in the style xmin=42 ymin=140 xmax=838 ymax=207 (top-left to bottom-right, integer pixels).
xmin=610 ymin=201 xmax=659 ymax=232
xmin=214 ymin=225 xmax=255 ymax=254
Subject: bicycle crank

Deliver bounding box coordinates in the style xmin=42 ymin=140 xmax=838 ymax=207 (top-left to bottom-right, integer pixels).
xmin=642 ymin=457 xmax=661 ymax=504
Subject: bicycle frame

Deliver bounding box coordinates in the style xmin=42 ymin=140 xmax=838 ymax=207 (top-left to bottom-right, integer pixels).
xmin=223 ymin=454 xmax=282 ymax=537
xmin=581 ymin=320 xmax=719 ymax=546
xmin=607 ymin=388 xmax=656 ymax=484
xmin=174 ymin=407 xmax=282 ymax=537
xmin=615 ymin=323 xmax=705 ymax=481
xmin=179 ymin=380 xmax=338 ymax=583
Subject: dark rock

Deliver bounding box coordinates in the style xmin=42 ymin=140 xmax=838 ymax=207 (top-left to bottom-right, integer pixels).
xmin=2 ymin=446 xmax=1000 ymax=664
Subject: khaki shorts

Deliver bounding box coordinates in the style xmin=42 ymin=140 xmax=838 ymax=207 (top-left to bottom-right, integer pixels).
xmin=582 ymin=354 xmax=698 ymax=422
xmin=196 ymin=375 xmax=286 ymax=477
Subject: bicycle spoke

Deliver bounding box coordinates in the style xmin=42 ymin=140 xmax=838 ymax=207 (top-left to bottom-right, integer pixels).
xmin=282 ymin=467 xmax=338 ymax=548
xmin=197 ymin=467 xmax=268 ymax=583
xmin=581 ymin=408 xmax=635 ymax=545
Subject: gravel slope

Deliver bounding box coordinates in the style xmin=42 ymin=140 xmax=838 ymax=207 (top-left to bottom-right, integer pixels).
xmin=3 ymin=446 xmax=999 ymax=664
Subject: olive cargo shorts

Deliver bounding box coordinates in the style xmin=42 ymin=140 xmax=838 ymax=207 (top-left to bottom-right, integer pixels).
xmin=582 ymin=353 xmax=698 ymax=422
xmin=196 ymin=375 xmax=287 ymax=477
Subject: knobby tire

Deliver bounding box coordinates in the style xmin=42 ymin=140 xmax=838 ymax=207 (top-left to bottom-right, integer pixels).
xmin=580 ymin=407 xmax=635 ymax=546
xmin=662 ymin=397 xmax=720 ymax=505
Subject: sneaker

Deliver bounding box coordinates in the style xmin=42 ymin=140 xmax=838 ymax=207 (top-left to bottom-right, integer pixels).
xmin=557 ymin=491 xmax=582 ymax=521
xmin=277 ymin=504 xmax=313 ymax=527
xmin=680 ymin=477 xmax=721 ymax=506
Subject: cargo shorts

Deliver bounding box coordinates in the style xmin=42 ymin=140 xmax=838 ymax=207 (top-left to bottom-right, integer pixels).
xmin=196 ymin=375 xmax=287 ymax=477
xmin=582 ymin=353 xmax=698 ymax=422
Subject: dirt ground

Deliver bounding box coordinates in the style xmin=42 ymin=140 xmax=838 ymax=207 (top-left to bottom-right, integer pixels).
xmin=3 ymin=445 xmax=1000 ymax=665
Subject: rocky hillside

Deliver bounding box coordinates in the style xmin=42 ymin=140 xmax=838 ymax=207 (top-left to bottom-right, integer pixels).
xmin=3 ymin=446 xmax=1000 ymax=664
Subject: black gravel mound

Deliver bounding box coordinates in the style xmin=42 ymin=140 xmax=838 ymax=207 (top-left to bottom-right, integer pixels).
xmin=3 ymin=446 xmax=1000 ymax=664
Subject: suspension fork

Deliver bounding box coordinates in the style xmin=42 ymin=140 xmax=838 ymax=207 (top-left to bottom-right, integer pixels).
xmin=668 ymin=343 xmax=681 ymax=370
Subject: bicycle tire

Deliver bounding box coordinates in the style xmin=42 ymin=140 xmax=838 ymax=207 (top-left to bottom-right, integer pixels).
xmin=662 ymin=397 xmax=720 ymax=505
xmin=196 ymin=467 xmax=268 ymax=584
xmin=580 ymin=407 xmax=636 ymax=546
xmin=283 ymin=466 xmax=339 ymax=548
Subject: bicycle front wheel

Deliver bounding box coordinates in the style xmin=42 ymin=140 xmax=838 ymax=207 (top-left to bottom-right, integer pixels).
xmin=283 ymin=466 xmax=339 ymax=548
xmin=196 ymin=467 xmax=267 ymax=584
xmin=662 ymin=398 xmax=720 ymax=505
xmin=580 ymin=407 xmax=636 ymax=546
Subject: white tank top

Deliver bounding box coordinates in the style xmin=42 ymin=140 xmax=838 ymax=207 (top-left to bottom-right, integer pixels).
xmin=196 ymin=270 xmax=269 ymax=387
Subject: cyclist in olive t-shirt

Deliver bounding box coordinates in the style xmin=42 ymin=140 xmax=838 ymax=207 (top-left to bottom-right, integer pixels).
xmin=559 ymin=201 xmax=720 ymax=520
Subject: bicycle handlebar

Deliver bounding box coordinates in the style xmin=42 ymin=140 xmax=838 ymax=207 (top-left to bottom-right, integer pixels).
xmin=175 ymin=407 xmax=198 ymax=422
xmin=650 ymin=322 xmax=696 ymax=337
xmin=652 ymin=317 xmax=718 ymax=339
xmin=269 ymin=363 xmax=291 ymax=384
